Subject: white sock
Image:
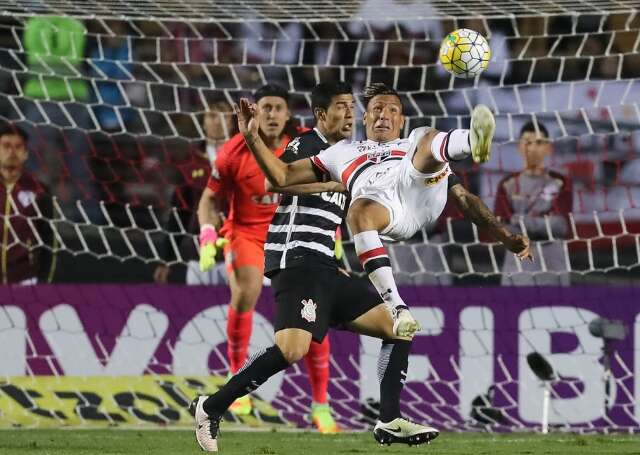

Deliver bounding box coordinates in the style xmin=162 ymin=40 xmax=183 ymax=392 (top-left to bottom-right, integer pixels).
xmin=431 ymin=129 xmax=471 ymax=162
xmin=353 ymin=230 xmax=407 ymax=315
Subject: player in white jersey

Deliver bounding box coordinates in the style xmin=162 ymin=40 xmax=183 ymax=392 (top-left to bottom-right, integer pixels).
xmin=237 ymin=83 xmax=532 ymax=338
xmin=310 ymin=127 xmax=450 ymax=241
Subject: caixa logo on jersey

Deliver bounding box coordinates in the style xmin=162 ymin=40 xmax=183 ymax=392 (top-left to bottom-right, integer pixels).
xmin=251 ymin=193 xmax=281 ymax=205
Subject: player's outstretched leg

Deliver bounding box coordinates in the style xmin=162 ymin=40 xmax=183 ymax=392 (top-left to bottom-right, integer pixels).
xmin=373 ymin=339 xmax=439 ymax=446
xmin=190 ymin=345 xmax=291 ymax=452
xmin=469 ymin=104 xmax=495 ymax=164
xmin=414 ymin=104 xmax=495 ymax=173
xmin=352 ymin=228 xmax=421 ymax=337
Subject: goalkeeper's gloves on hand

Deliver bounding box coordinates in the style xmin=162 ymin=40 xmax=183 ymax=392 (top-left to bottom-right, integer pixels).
xmin=199 ymin=224 xmax=228 ymax=272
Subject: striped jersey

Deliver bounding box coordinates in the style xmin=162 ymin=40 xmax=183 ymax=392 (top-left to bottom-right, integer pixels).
xmin=264 ymin=128 xmax=348 ymax=276
xmin=310 ymin=134 xmax=417 ymax=199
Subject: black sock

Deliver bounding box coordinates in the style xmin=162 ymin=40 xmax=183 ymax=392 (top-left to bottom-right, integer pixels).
xmin=378 ymin=339 xmax=411 ymax=423
xmin=203 ymin=345 xmax=290 ymax=416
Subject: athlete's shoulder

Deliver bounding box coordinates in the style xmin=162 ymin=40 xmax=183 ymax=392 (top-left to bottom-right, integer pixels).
xmin=297 ymin=129 xmax=334 ymax=155
xmin=497 ymin=171 xmax=520 ymax=189
xmin=548 ymin=169 xmax=571 ymax=187
xmin=218 ymin=133 xmax=247 ymax=157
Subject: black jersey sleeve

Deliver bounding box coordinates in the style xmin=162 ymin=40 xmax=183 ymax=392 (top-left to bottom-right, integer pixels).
xmin=282 ymin=136 xmax=302 ymax=164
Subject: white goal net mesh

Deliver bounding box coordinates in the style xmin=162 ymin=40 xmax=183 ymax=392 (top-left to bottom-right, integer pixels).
xmin=0 ymin=0 xmax=639 ymax=434
xmin=0 ymin=1 xmax=638 ymax=284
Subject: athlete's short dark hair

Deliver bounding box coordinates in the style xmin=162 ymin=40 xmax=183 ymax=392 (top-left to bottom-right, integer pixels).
xmin=520 ymin=120 xmax=549 ymax=138
xmin=311 ymin=82 xmax=353 ymax=115
xmin=0 ymin=123 xmax=28 ymax=143
xmin=254 ymin=84 xmax=290 ymax=105
xmin=362 ymin=83 xmax=402 ymax=111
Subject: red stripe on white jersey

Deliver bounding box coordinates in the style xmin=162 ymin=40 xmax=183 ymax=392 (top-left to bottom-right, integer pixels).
xmin=311 ymin=156 xmax=329 ymax=174
xmin=341 ymin=150 xmax=407 ymax=189
xmin=439 ymin=133 xmax=449 ymax=162
xmin=358 ymin=246 xmax=387 ymax=264
xmin=341 ymin=154 xmax=369 ymax=187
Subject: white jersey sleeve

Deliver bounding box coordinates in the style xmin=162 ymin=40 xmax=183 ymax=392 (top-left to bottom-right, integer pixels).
xmin=309 ymin=139 xmax=347 ymax=183
xmin=407 ymin=126 xmax=430 ymax=159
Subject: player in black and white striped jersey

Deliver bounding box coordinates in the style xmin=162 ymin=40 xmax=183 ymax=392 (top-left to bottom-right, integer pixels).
xmin=263 ymin=94 xmax=351 ymax=274
xmin=263 ymin=82 xmax=352 ymax=434
xmin=191 ymin=82 xmax=440 ymax=452
xmin=264 ymin=82 xmax=353 ymax=433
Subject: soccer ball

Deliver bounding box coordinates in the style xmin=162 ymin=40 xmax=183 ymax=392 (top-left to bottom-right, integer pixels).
xmin=439 ymin=28 xmax=491 ymax=79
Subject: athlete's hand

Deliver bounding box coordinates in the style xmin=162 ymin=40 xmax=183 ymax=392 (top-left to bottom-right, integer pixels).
xmin=504 ymin=233 xmax=533 ymax=262
xmin=153 ymin=264 xmax=169 ymax=283
xmin=234 ymin=98 xmax=259 ymax=139
xmin=199 ymin=225 xmax=228 ymax=272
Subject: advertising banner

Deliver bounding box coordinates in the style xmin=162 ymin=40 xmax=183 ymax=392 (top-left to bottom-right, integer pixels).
xmin=0 ymin=285 xmax=638 ymax=431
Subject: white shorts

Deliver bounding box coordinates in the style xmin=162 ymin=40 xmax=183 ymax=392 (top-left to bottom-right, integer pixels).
xmin=353 ymin=153 xmax=450 ymax=241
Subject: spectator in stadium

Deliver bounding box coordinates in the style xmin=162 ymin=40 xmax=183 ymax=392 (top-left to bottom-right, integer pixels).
xmin=196 ymin=84 xmax=340 ymax=432
xmin=495 ymin=121 xmax=573 ymax=285
xmin=153 ymin=99 xmax=236 ymax=284
xmin=0 ymin=124 xmax=56 ymax=284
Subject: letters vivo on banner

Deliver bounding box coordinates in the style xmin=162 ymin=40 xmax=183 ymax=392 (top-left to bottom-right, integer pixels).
xmin=0 ymin=285 xmax=638 ymax=430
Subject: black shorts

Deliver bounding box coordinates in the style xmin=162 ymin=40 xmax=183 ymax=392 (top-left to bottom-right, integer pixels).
xmin=271 ymin=266 xmax=381 ymax=342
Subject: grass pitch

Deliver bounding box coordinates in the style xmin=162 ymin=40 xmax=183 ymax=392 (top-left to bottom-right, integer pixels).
xmin=1 ymin=429 xmax=639 ymax=455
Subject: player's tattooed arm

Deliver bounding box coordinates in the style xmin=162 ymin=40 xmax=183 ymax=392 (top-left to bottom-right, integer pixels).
xmin=235 ymin=98 xmax=320 ymax=187
xmin=449 ymin=184 xmax=533 ymax=261
xmin=265 ymin=178 xmax=346 ymax=195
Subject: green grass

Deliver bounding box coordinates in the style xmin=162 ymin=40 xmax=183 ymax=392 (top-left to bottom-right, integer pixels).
xmin=1 ymin=429 xmax=640 ymax=455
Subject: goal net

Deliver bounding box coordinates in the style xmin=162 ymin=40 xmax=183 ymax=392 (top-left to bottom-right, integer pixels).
xmin=0 ymin=0 xmax=639 ymax=433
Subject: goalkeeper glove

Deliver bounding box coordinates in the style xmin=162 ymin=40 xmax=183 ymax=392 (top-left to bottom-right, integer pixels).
xmin=199 ymin=224 xmax=228 ymax=272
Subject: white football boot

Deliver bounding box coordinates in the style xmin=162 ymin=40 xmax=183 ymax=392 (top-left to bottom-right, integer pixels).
xmin=469 ymin=104 xmax=495 ymax=164
xmin=392 ymin=307 xmax=421 ymax=338
xmin=373 ymin=417 xmax=440 ymax=446
xmin=189 ymin=396 xmax=221 ymax=452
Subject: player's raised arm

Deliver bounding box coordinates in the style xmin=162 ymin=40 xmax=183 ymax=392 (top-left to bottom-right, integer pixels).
xmin=265 ymin=177 xmax=346 ymax=195
xmin=235 ymin=98 xmax=319 ymax=187
xmin=448 ymin=182 xmax=533 ymax=261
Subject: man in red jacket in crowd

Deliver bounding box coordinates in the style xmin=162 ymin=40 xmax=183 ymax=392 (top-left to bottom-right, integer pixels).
xmin=0 ymin=124 xmax=56 ymax=284
xmin=494 ymin=121 xmax=573 ymax=285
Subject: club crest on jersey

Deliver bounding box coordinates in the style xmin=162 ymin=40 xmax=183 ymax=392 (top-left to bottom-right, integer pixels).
xmin=301 ymin=299 xmax=317 ymax=323
xmin=366 ymin=149 xmax=391 ymax=163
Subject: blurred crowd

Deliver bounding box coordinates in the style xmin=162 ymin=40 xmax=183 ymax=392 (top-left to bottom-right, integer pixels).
xmin=0 ymin=6 xmax=639 ymax=284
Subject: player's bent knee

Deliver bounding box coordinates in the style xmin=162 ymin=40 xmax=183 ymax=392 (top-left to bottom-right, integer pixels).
xmin=275 ymin=330 xmax=312 ymax=363
xmin=230 ymin=287 xmax=261 ymax=312
xmin=277 ymin=344 xmax=309 ymax=364
xmin=230 ymin=268 xmax=263 ymax=311
xmin=346 ymin=199 xmax=389 ymax=232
